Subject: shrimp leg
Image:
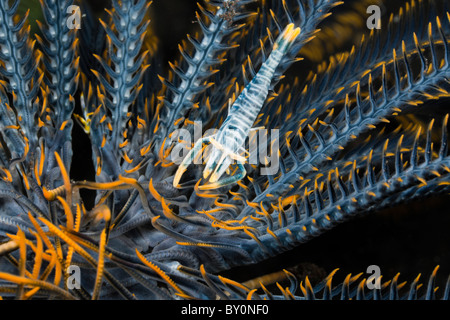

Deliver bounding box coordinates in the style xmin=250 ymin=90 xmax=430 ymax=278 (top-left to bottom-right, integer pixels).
xmin=198 ymin=162 xmax=246 ymax=190
xmin=173 ymin=136 xmax=213 ymax=187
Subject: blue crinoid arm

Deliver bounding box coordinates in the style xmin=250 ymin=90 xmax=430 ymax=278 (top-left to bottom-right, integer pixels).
xmin=0 ymin=0 xmax=41 ymax=161
xmin=175 ymin=264 xmax=450 ymax=300
xmin=86 ymin=0 xmax=151 ymax=180
xmin=37 ymin=0 xmax=79 ymax=135
xmin=236 ymin=115 xmax=450 ymax=262
xmin=35 ymin=0 xmax=80 ymax=177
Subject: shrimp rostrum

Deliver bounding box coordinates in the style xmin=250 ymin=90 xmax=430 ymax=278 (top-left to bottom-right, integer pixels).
xmin=173 ymin=24 xmax=301 ymax=190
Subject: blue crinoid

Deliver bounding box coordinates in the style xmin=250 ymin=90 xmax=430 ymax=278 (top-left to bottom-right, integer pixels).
xmin=0 ymin=0 xmax=449 ymax=300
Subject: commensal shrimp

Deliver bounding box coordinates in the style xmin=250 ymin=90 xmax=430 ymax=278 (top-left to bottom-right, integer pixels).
xmin=173 ymin=23 xmax=301 ymax=190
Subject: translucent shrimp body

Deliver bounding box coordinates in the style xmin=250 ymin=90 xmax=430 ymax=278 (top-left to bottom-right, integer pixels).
xmin=173 ymin=23 xmax=301 ymax=190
